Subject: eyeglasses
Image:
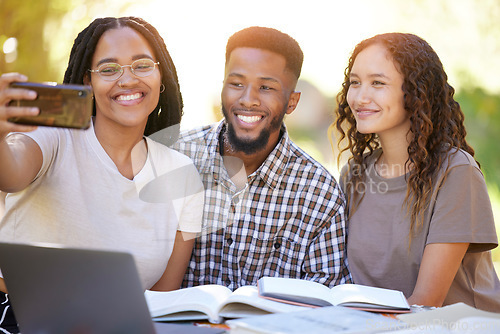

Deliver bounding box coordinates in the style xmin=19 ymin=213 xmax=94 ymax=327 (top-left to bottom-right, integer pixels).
xmin=88 ymin=58 xmax=160 ymax=81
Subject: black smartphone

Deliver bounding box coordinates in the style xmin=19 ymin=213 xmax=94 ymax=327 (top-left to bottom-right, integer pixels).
xmin=7 ymin=82 xmax=93 ymax=129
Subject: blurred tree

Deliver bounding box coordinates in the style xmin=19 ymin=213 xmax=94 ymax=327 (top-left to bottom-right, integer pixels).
xmin=0 ymin=0 xmax=135 ymax=82
xmin=0 ymin=0 xmax=72 ymax=81
xmin=456 ymin=88 xmax=500 ymax=189
xmin=286 ymin=79 xmax=336 ymax=168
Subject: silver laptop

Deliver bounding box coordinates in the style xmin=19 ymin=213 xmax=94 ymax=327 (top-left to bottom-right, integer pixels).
xmin=0 ymin=242 xmax=224 ymax=334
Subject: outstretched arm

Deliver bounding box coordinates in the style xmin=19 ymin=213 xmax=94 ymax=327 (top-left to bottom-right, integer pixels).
xmin=149 ymin=231 xmax=196 ymax=291
xmin=0 ymin=73 xmax=42 ymax=193
xmin=408 ymin=242 xmax=469 ymax=307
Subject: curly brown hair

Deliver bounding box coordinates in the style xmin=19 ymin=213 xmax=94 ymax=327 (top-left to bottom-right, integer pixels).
xmin=333 ymin=32 xmax=476 ymax=240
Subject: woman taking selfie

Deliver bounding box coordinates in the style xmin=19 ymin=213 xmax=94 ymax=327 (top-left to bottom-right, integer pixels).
xmin=0 ymin=17 xmax=203 ymax=332
xmin=335 ymin=32 xmax=500 ymax=311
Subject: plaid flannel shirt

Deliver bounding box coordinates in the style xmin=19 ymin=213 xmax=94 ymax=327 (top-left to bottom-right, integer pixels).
xmin=172 ymin=121 xmax=351 ymax=290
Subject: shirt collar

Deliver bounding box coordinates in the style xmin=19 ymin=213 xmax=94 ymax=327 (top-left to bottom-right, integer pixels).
xmin=198 ymin=121 xmax=226 ymax=180
xmin=208 ymin=120 xmax=290 ymax=190
xmin=251 ymin=125 xmax=290 ymax=190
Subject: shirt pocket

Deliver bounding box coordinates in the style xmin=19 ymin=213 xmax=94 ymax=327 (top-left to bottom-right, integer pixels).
xmin=239 ymin=234 xmax=306 ymax=285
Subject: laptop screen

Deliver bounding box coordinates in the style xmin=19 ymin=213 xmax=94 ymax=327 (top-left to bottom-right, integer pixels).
xmin=0 ymin=242 xmax=156 ymax=334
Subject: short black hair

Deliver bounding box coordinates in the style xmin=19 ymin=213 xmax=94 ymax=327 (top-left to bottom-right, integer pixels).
xmin=63 ymin=16 xmax=182 ymax=140
xmin=225 ymin=26 xmax=303 ymax=80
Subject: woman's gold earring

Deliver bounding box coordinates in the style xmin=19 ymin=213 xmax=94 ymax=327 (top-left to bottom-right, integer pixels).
xmin=160 ymin=84 xmax=165 ymax=93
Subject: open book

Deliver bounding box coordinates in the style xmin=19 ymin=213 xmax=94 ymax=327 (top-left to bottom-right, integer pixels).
xmin=397 ymin=302 xmax=500 ymax=333
xmin=227 ymin=305 xmax=405 ymax=334
xmin=257 ymin=277 xmax=411 ymax=313
xmin=145 ymin=284 xmax=306 ymax=324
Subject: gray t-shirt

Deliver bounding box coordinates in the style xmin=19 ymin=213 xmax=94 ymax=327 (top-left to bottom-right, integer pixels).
xmin=341 ymin=148 xmax=500 ymax=312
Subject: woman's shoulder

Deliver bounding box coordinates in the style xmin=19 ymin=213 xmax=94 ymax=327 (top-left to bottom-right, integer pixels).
xmin=443 ymin=147 xmax=480 ymax=171
xmin=145 ymin=137 xmax=196 ymax=168
xmin=18 ymin=125 xmax=83 ymax=152
xmin=144 ymin=137 xmax=203 ymax=194
xmin=432 ymin=147 xmax=485 ymax=188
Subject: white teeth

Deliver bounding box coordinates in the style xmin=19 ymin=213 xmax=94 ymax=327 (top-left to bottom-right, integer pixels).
xmin=237 ymin=115 xmax=261 ymax=123
xmin=116 ymin=93 xmax=142 ymax=101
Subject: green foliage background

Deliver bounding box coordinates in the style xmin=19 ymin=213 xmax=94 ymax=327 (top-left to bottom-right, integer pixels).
xmin=0 ymin=1 xmax=73 ymax=81
xmin=457 ymin=89 xmax=500 ymax=265
xmin=457 ymin=89 xmax=500 ymax=188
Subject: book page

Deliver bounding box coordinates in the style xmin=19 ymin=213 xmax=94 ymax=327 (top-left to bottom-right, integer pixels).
xmin=390 ymin=314 xmax=500 ymax=333
xmin=227 ymin=305 xmax=405 ymax=334
xmin=145 ymin=285 xmax=232 ymax=323
xmin=452 ymin=317 xmax=500 ymax=334
xmin=219 ymin=285 xmax=307 ymax=319
xmin=397 ymin=302 xmax=500 ymax=329
xmin=328 ymin=284 xmax=410 ymax=310
xmin=258 ymin=277 xmax=331 ymax=306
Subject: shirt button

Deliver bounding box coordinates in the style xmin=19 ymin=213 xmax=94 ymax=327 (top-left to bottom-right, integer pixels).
xmin=233 ymin=197 xmax=239 ymax=204
xmin=274 ymin=242 xmax=281 ymax=249
xmin=227 ymin=238 xmax=233 ymax=245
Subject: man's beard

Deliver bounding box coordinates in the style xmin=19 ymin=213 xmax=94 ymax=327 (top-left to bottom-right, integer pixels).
xmin=222 ymin=105 xmax=286 ymax=155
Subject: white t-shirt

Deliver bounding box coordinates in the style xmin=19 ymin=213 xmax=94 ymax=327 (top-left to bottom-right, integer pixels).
xmin=0 ymin=122 xmax=203 ymax=289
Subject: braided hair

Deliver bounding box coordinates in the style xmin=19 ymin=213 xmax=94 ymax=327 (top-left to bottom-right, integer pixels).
xmin=63 ymin=16 xmax=182 ymax=141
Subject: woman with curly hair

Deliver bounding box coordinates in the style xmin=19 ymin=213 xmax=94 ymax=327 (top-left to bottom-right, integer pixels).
xmin=334 ymin=32 xmax=500 ymax=310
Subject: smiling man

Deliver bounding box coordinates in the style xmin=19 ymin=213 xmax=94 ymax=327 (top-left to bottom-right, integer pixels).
xmin=173 ymin=26 xmax=351 ymax=290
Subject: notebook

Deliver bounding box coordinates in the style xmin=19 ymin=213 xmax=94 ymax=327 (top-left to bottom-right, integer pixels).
xmin=0 ymin=242 xmax=224 ymax=334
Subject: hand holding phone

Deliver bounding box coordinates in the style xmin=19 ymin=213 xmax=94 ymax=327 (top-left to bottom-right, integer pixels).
xmin=0 ymin=73 xmax=37 ymax=137
xmin=7 ymin=82 xmax=93 ymax=129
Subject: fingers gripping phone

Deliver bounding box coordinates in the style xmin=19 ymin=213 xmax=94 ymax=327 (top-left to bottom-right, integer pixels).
xmin=8 ymin=82 xmax=93 ymax=129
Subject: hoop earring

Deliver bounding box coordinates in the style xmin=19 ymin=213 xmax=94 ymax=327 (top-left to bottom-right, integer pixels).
xmin=159 ymin=83 xmax=165 ymax=93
